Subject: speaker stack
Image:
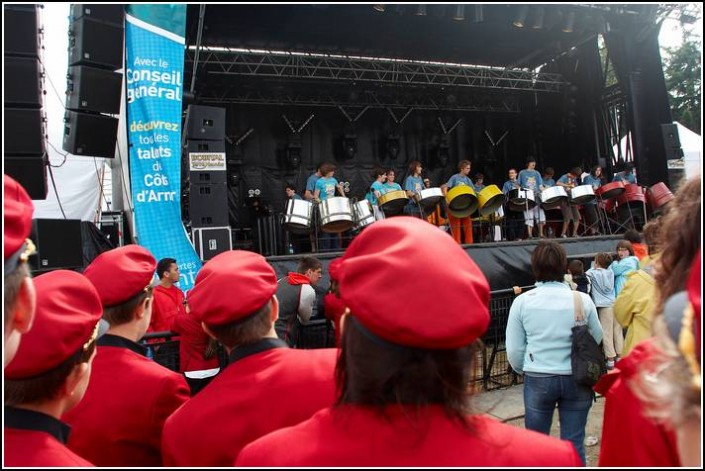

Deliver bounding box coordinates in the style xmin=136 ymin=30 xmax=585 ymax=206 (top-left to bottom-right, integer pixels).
xmin=4 ymin=5 xmax=48 ymax=199
xmin=62 ymin=4 xmax=124 ymax=158
xmin=184 ymin=105 xmax=231 ymax=260
xmin=660 ymin=123 xmax=684 ymax=160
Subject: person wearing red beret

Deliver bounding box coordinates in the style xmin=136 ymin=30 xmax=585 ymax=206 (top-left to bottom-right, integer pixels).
xmin=62 ymin=245 xmax=190 ymax=466
xmin=5 ymin=270 xmax=106 ymax=466
xmin=236 ymin=217 xmax=581 ymax=467
xmin=4 ymin=174 xmax=37 ymax=367
xmin=162 ymin=250 xmax=338 ymax=466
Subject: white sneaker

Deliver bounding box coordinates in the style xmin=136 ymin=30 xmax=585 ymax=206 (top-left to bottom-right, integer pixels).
xmin=585 ymin=436 xmax=599 ymax=447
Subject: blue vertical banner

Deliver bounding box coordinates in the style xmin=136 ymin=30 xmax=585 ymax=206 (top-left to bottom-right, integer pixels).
xmin=125 ymin=5 xmax=201 ymax=290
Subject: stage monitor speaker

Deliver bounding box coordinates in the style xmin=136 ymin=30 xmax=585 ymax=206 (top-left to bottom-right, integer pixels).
xmin=68 ymin=16 xmax=124 ymax=70
xmin=29 ymin=219 xmax=84 ymax=271
xmin=4 ymin=5 xmax=40 ymax=57
xmin=189 ymin=183 xmax=229 ymax=227
xmin=185 ymin=105 xmax=226 ymax=141
xmin=71 ymin=4 xmax=124 ymax=25
xmin=4 ymin=56 xmax=43 ymax=108
xmin=4 ymin=156 xmax=48 ymax=200
xmin=99 ymin=211 xmax=124 ymax=247
xmin=66 ymin=65 xmax=121 ymax=114
xmin=661 ymin=123 xmax=684 ymax=160
xmin=63 ymin=110 xmax=118 ymax=158
xmin=192 ymin=226 xmax=232 ymax=261
xmin=4 ymin=108 xmax=46 ymax=155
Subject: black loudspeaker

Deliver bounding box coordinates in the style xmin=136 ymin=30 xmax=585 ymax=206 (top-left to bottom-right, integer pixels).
xmin=660 ymin=123 xmax=684 ymax=160
xmin=63 ymin=110 xmax=118 ymax=158
xmin=192 ymin=227 xmax=232 ymax=261
xmin=185 ymin=105 xmax=226 ymax=141
xmin=68 ymin=16 xmax=124 ymax=70
xmin=189 ymin=183 xmax=229 ymax=227
xmin=4 ymin=108 xmax=45 ymax=155
xmin=29 ymin=219 xmax=84 ymax=271
xmin=65 ymin=65 xmax=121 ymax=114
xmin=99 ymin=211 xmax=124 ymax=247
xmin=3 ymin=5 xmax=40 ymax=57
xmin=71 ymin=4 xmax=124 ymax=25
xmin=4 ymin=156 xmax=47 ymax=200
xmin=186 ymin=139 xmax=226 ymax=153
xmin=4 ymin=56 xmax=43 ymax=108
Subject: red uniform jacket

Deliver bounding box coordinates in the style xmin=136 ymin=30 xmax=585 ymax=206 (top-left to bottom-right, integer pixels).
xmin=149 ymin=284 xmax=185 ymax=333
xmin=4 ymin=407 xmax=94 ymax=467
xmin=162 ymin=339 xmax=338 ymax=466
xmin=323 ymin=292 xmax=346 ymax=347
xmin=171 ymin=309 xmax=220 ymax=372
xmin=63 ymin=335 xmax=190 ymax=466
xmin=236 ymin=405 xmax=582 ymax=467
xmin=596 ymin=338 xmax=681 ymax=467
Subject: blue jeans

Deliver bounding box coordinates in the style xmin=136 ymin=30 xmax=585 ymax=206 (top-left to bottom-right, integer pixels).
xmin=523 ymin=374 xmax=593 ymax=464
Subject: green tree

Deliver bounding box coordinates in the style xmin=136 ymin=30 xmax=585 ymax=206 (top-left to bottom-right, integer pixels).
xmin=663 ymin=38 xmax=702 ymax=133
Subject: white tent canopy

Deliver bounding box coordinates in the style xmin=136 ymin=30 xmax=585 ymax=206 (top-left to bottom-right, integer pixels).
xmin=612 ymin=122 xmax=701 ymax=180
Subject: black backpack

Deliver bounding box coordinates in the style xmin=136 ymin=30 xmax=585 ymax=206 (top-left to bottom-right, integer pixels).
xmin=570 ymin=292 xmax=607 ymax=387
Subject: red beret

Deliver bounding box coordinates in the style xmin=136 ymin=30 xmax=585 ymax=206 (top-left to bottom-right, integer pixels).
xmin=688 ymin=249 xmax=701 ymax=365
xmin=5 ymin=270 xmax=104 ymax=379
xmin=188 ymin=251 xmax=277 ymax=326
xmin=339 ymin=217 xmax=490 ymax=349
xmin=328 ymin=257 xmax=343 ymax=281
xmin=4 ymin=174 xmax=34 ymax=268
xmin=83 ymin=245 xmax=156 ymax=306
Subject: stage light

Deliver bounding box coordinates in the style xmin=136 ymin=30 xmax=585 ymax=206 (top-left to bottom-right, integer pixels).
xmin=286 ymin=140 xmax=302 ymax=168
xmin=343 ymin=134 xmax=357 ymax=159
xmin=373 ymin=4 xmax=385 ymax=12
xmin=532 ymin=7 xmax=545 ymax=29
xmin=386 ymin=134 xmax=401 ymax=159
xmin=513 ymin=6 xmax=528 ymax=28
xmin=472 ymin=5 xmax=483 ymax=23
xmin=562 ymin=11 xmax=576 ymax=33
xmin=452 ymin=5 xmax=465 ymax=21
xmin=415 ymin=5 xmax=427 ymax=16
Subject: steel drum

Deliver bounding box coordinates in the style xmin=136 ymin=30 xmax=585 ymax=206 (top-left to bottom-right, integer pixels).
xmin=617 ymin=184 xmax=646 ymax=207
xmin=352 ymin=200 xmax=374 ymax=230
xmin=570 ymin=185 xmax=596 ymax=205
xmin=319 ymin=197 xmax=354 ymax=233
xmin=283 ymin=199 xmax=313 ymax=234
xmin=446 ymin=185 xmax=478 ymax=218
xmin=540 ymin=186 xmax=568 ymax=210
xmin=647 ymin=182 xmax=674 ymax=212
xmin=596 ymin=181 xmax=625 ymax=200
xmin=378 ymin=189 xmax=409 ymax=216
xmin=418 ymin=187 xmax=444 ymax=212
xmin=507 ymin=189 xmax=536 ymax=212
xmin=477 ymin=185 xmax=505 ymax=217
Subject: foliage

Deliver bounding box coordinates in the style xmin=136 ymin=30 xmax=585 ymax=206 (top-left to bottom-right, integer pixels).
xmin=662 ymin=35 xmax=702 ymax=133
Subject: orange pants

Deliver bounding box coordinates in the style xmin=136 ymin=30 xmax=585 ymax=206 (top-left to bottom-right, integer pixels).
xmin=448 ymin=214 xmax=473 ymax=244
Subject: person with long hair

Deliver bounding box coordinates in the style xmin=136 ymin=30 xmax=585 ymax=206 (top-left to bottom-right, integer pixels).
xmin=237 ymin=217 xmax=582 ymax=467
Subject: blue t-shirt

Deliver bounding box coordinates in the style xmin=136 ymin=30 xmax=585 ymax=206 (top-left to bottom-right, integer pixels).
xmin=404 ymin=175 xmax=424 ymax=195
xmin=612 ymin=171 xmax=636 ymax=184
xmin=557 ymin=174 xmax=579 ymax=187
xmin=581 ymin=175 xmax=601 ymax=205
xmin=446 ymin=173 xmax=473 ymax=189
xmin=315 ymin=177 xmax=339 ymax=201
xmin=543 ymin=178 xmax=555 ymax=187
xmin=306 ymin=173 xmax=321 ymax=193
xmin=290 ymin=193 xmax=302 ymax=200
xmin=369 ymin=181 xmax=386 ymax=205
xmin=472 ymin=183 xmax=485 ymax=193
xmin=502 ymin=180 xmax=519 ymax=195
xmin=517 ymin=169 xmax=543 ymax=192
xmin=383 ymin=182 xmax=402 ymax=192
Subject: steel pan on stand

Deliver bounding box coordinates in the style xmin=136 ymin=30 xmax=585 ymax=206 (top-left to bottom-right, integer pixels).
xmin=319 ymin=197 xmax=354 ymax=233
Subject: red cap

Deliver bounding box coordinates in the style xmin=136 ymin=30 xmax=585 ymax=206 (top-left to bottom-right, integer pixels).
xmin=688 ymin=249 xmax=701 ymax=365
xmin=4 ymin=174 xmax=34 ymax=267
xmin=83 ymin=245 xmax=156 ymax=306
xmin=5 ymin=270 xmax=104 ymax=379
xmin=188 ymin=251 xmax=277 ymax=326
xmin=328 ymin=257 xmax=343 ymax=281
xmin=339 ymin=217 xmax=490 ymax=349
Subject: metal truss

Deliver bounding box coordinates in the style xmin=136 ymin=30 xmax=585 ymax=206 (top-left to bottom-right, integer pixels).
xmin=197 ymin=87 xmax=521 ymax=113
xmin=186 ymin=47 xmax=567 ymax=94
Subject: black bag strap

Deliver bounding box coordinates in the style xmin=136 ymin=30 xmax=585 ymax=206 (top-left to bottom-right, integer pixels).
xmin=573 ymin=291 xmax=586 ymax=325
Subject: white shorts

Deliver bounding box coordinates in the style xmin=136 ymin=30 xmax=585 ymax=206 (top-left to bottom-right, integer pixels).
xmin=523 ymin=206 xmax=546 ymax=226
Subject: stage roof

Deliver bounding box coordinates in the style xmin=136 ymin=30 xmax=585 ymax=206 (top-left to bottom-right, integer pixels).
xmin=185 ymin=4 xmax=659 ymax=69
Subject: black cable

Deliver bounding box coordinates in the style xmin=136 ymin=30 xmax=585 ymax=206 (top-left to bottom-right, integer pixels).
xmin=46 ymin=157 xmax=67 ymax=219
xmin=46 ymin=141 xmax=68 ymax=168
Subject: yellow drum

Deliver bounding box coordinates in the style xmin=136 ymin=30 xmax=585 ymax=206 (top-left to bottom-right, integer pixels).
xmin=378 ymin=190 xmax=409 ymax=216
xmin=477 ymin=185 xmax=505 ymax=217
xmin=446 ymin=185 xmax=478 ymax=218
